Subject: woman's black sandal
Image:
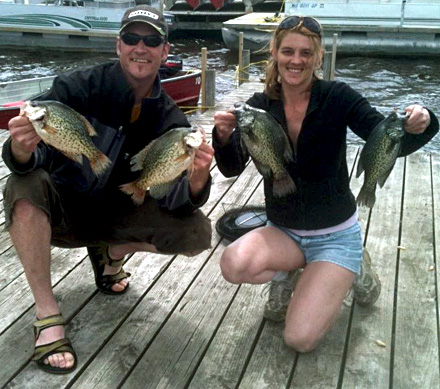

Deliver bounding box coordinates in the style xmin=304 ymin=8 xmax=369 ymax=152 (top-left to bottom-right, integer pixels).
xmin=87 ymin=245 xmax=131 ymax=295
xmin=32 ymin=314 xmax=77 ymax=374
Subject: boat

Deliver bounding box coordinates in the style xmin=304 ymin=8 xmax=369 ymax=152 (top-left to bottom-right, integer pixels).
xmin=222 ymin=0 xmax=440 ymax=56
xmin=184 ymin=0 xmax=233 ymax=11
xmin=0 ymin=0 xmax=175 ymax=52
xmin=0 ymin=56 xmax=202 ymax=129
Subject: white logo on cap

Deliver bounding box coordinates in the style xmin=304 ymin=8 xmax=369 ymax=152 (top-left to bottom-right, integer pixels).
xmin=128 ymin=10 xmax=159 ymax=20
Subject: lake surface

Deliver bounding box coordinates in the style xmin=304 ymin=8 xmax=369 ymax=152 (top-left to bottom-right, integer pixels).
xmin=1 ymin=36 xmax=439 ymax=152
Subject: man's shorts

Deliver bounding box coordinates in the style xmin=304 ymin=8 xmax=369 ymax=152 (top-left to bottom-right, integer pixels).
xmin=3 ymin=169 xmax=212 ymax=254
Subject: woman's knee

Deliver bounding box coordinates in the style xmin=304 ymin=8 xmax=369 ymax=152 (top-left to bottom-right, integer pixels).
xmin=220 ymin=244 xmax=253 ymax=284
xmin=283 ymin=327 xmax=321 ymax=354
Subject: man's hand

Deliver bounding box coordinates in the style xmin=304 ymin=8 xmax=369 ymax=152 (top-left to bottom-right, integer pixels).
xmin=8 ymin=110 xmax=41 ymax=164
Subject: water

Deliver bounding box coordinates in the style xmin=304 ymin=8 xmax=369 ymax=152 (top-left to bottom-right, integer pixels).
xmin=1 ymin=37 xmax=439 ymax=152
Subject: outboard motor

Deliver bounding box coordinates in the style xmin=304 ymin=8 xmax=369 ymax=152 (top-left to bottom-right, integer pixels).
xmin=159 ymin=55 xmax=183 ymax=79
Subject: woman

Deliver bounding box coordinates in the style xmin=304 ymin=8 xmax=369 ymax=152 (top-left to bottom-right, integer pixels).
xmin=213 ymin=16 xmax=438 ymax=353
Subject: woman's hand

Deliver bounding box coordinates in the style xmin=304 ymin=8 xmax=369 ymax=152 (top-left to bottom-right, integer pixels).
xmin=213 ymin=110 xmax=237 ymax=146
xmin=189 ymin=135 xmax=214 ymax=199
xmin=403 ymin=105 xmax=431 ymax=134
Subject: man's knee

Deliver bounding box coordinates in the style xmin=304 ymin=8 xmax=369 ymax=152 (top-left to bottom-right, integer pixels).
xmin=4 ymin=170 xmax=60 ymax=230
xmin=13 ymin=198 xmax=40 ymax=217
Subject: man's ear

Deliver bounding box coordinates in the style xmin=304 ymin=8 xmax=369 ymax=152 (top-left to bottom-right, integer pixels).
xmin=116 ymin=36 xmax=121 ymax=56
xmin=161 ymin=42 xmax=170 ymax=63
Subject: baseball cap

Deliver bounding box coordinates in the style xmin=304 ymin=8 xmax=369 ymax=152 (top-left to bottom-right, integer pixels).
xmin=120 ymin=5 xmax=168 ymax=38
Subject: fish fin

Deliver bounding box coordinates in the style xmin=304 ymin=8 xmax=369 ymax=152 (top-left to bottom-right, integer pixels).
xmin=272 ymin=173 xmax=296 ymax=197
xmin=186 ymin=161 xmax=195 ymax=179
xmin=239 ymin=137 xmax=249 ymax=155
xmin=283 ymin=145 xmax=294 ymax=163
xmin=119 ymin=182 xmax=146 ymax=205
xmin=377 ymin=165 xmax=395 ymax=188
xmin=149 ymin=181 xmax=176 ymax=199
xmin=62 ymin=152 xmax=83 ymax=165
xmin=44 ymin=125 xmax=58 ymax=136
xmin=252 ymin=160 xmax=271 ymax=178
xmin=356 ymin=157 xmax=365 ymax=178
xmin=81 ymin=117 xmax=98 ymax=137
xmin=175 ymin=154 xmax=190 ymax=164
xmin=89 ymin=151 xmax=112 ymax=177
xmin=356 ymin=185 xmax=376 ymax=208
xmin=130 ymin=144 xmax=154 ymax=172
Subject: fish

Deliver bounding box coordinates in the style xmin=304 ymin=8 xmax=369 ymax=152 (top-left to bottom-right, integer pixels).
xmin=120 ymin=127 xmax=204 ymax=205
xmin=22 ymin=100 xmax=111 ymax=176
xmin=231 ymin=102 xmax=296 ymax=197
xmin=356 ymin=110 xmax=408 ymax=208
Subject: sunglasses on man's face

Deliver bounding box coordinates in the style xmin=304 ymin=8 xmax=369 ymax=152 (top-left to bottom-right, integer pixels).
xmin=278 ymin=16 xmax=322 ymax=37
xmin=120 ymin=33 xmax=165 ymax=47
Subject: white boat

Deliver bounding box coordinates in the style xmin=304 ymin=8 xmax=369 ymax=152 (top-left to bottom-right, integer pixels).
xmin=0 ymin=0 xmax=175 ymax=52
xmin=222 ymin=0 xmax=440 ymax=56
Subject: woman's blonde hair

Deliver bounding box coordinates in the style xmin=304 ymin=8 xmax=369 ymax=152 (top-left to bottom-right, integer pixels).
xmin=265 ymin=22 xmax=325 ymax=99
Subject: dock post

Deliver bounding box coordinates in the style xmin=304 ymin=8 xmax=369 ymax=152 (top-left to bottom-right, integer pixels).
xmin=238 ymin=32 xmax=244 ymax=85
xmin=204 ymin=69 xmax=216 ymax=109
xmin=330 ymin=33 xmax=338 ymax=81
xmin=323 ymin=51 xmax=331 ymax=81
xmin=201 ymin=47 xmax=207 ymax=112
xmin=241 ymin=49 xmax=250 ymax=84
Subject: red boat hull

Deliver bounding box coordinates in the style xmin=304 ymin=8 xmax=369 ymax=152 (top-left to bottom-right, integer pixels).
xmin=186 ymin=0 xmax=232 ymax=10
xmin=162 ymin=70 xmax=201 ymax=107
xmin=0 ymin=70 xmax=202 ymax=130
xmin=210 ymin=0 xmax=232 ymax=10
xmin=185 ymin=0 xmax=201 ymax=9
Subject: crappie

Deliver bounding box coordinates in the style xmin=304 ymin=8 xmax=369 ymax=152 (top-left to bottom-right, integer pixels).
xmin=232 ymin=102 xmax=296 ymax=197
xmin=120 ymin=127 xmax=204 ymax=205
xmin=356 ymin=111 xmax=408 ymax=208
xmin=23 ymin=100 xmax=111 ymax=176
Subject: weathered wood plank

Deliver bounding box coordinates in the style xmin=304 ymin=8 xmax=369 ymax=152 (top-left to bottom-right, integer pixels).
xmin=188 ymin=182 xmax=267 ymax=389
xmin=239 ymin=321 xmax=297 ymax=389
xmin=394 ymin=152 xmax=439 ymax=388
xmin=0 ymin=250 xmax=94 ymax=388
xmin=432 ymin=153 xmax=440 ymax=378
xmin=0 ymin=247 xmax=87 ymax=334
xmin=342 ymin=155 xmax=405 ymax=388
xmin=113 ymin=164 xmax=262 ymax=389
xmin=69 ymin=163 xmax=262 ymax=389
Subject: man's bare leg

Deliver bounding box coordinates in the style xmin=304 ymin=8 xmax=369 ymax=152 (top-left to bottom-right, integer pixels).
xmin=9 ymin=199 xmax=75 ymax=370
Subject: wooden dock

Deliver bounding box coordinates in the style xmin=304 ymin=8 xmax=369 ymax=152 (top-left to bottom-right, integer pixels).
xmin=0 ymin=79 xmax=439 ymax=388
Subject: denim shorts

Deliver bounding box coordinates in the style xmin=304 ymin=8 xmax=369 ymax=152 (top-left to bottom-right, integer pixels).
xmin=269 ymin=221 xmax=364 ymax=275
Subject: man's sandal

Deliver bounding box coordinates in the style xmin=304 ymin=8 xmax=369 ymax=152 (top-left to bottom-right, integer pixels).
xmin=32 ymin=314 xmax=77 ymax=374
xmin=87 ymin=245 xmax=131 ymax=295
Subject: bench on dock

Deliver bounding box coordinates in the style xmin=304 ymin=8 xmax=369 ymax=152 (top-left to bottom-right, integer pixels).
xmin=0 ymin=79 xmax=439 ymax=388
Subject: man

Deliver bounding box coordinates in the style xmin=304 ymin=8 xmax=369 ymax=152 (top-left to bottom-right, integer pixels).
xmin=3 ymin=5 xmax=213 ymax=374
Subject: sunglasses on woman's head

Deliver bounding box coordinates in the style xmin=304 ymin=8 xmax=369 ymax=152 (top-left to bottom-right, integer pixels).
xmin=120 ymin=33 xmax=165 ymax=47
xmin=278 ymin=16 xmax=322 ymax=37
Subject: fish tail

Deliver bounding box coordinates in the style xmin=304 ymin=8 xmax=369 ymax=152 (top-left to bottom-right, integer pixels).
xmin=119 ymin=183 xmax=146 ymax=206
xmin=272 ymin=174 xmax=297 ymax=197
xmin=356 ymin=186 xmax=376 ymax=208
xmin=89 ymin=152 xmax=112 ymax=177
